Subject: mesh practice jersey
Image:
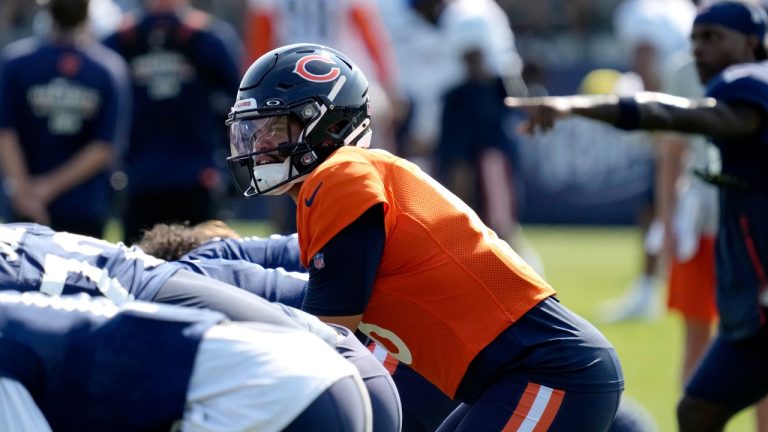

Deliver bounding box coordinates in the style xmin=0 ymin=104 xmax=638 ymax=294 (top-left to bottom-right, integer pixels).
xmin=297 ymin=147 xmax=556 ymax=397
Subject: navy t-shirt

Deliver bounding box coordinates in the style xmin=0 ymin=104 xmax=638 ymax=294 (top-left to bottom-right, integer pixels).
xmin=706 ymin=61 xmax=768 ymax=189
xmin=0 ymin=37 xmax=129 ymax=221
xmin=704 ymin=61 xmax=768 ymax=339
xmin=102 ymin=10 xmax=241 ymax=193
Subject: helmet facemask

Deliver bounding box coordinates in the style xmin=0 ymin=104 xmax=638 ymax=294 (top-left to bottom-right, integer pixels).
xmin=227 ymin=102 xmax=322 ymax=196
xmin=227 ymin=97 xmax=371 ymax=196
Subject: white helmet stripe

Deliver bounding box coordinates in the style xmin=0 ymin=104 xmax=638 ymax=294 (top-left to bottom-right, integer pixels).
xmin=327 ymin=75 xmax=347 ymax=102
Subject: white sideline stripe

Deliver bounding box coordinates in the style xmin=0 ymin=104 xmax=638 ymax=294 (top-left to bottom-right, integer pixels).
xmin=517 ymin=385 xmax=554 ymax=432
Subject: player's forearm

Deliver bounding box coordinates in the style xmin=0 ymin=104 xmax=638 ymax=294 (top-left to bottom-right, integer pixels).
xmin=567 ymin=92 xmax=715 ymax=131
xmin=577 ymin=92 xmax=758 ymax=139
xmin=566 ymin=94 xmax=623 ymax=125
xmin=510 ymin=92 xmax=722 ymax=135
xmin=0 ymin=130 xmax=32 ymax=194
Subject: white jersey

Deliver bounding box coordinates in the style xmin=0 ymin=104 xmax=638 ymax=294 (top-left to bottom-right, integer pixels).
xmin=245 ymin=0 xmax=397 ymax=88
xmin=182 ymin=322 xmax=364 ymax=432
xmin=252 ymin=0 xmax=350 ymax=46
xmin=0 ymin=292 xmax=366 ymax=432
xmin=440 ymin=0 xmax=522 ymax=80
xmin=613 ymin=0 xmax=697 ymax=66
xmin=377 ymin=0 xmax=522 ymax=146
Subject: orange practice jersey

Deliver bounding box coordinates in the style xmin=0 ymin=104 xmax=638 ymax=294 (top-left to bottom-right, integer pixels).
xmin=297 ymin=147 xmax=556 ymax=397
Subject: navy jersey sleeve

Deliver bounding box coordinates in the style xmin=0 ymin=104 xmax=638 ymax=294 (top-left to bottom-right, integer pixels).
xmin=185 ymin=234 xmax=305 ymax=273
xmin=706 ymin=63 xmax=768 ymax=171
xmin=707 ymin=71 xmax=768 ymax=115
xmin=175 ymin=258 xmax=307 ymax=309
xmin=301 ymin=204 xmax=385 ymax=317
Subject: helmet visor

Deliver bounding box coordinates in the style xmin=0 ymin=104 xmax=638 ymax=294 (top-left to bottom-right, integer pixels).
xmin=229 ymin=115 xmax=299 ymax=160
xmin=227 ymin=114 xmax=307 ymax=197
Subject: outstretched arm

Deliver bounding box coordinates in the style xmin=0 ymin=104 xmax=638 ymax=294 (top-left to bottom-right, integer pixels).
xmin=506 ymin=92 xmax=761 ymax=138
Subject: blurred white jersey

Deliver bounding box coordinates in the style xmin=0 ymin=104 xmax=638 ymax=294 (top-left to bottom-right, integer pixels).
xmin=662 ymin=50 xmax=719 ymax=248
xmin=613 ymin=0 xmax=697 ymax=67
xmin=377 ymin=0 xmax=522 ymax=147
xmin=244 ymin=0 xmax=397 ymax=89
xmin=440 ymin=0 xmax=523 ymax=80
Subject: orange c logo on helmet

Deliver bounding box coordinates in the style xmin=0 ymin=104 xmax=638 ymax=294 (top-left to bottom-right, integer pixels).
xmin=293 ymin=55 xmax=341 ymax=83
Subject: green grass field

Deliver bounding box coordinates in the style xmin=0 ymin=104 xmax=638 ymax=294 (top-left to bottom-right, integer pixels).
xmin=519 ymin=225 xmax=754 ymax=432
xmin=107 ymin=221 xmax=755 ymax=431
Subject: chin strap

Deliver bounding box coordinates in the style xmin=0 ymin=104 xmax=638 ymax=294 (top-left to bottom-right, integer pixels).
xmin=251 ymin=158 xmax=310 ymax=196
xmin=251 ymin=159 xmax=292 ymax=196
xmin=250 ymin=122 xmax=372 ymax=196
xmin=344 ymin=120 xmax=372 ymax=147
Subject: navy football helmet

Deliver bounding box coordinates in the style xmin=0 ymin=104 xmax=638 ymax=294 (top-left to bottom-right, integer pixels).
xmin=227 ymin=43 xmax=372 ymax=196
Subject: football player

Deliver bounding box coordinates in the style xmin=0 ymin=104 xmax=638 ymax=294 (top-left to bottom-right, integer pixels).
xmin=226 ymin=43 xmax=624 ymax=431
xmin=507 ymin=2 xmax=768 ymax=430
xmin=0 ymin=222 xmax=402 ymax=432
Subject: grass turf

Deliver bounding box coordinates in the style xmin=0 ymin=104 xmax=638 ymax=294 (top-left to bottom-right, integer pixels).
xmin=521 ymin=225 xmax=754 ymax=432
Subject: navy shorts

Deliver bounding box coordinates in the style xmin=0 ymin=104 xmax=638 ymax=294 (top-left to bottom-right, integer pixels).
xmin=333 ymin=324 xmax=402 ymax=432
xmin=402 ymin=297 xmax=624 ymax=431
xmin=283 ymin=375 xmax=370 ymax=432
xmin=685 ymin=322 xmax=768 ymax=411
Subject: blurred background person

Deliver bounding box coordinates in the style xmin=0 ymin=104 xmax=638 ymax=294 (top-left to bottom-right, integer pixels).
xmin=600 ymin=0 xmax=699 ymax=322
xmin=380 ymin=0 xmax=525 ymax=174
xmin=437 ymin=44 xmax=543 ymax=274
xmin=0 ymin=0 xmax=39 ymax=47
xmin=609 ymin=0 xmax=699 ymax=317
xmin=103 ymin=0 xmax=242 ymax=244
xmin=0 ymin=0 xmax=130 ymax=238
xmin=654 ymin=49 xmax=719 ymax=389
xmin=656 ymin=3 xmax=768 ymax=428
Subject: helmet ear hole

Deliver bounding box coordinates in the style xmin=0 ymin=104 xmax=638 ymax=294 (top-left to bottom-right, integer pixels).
xmin=326 ymin=119 xmax=351 ymax=137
